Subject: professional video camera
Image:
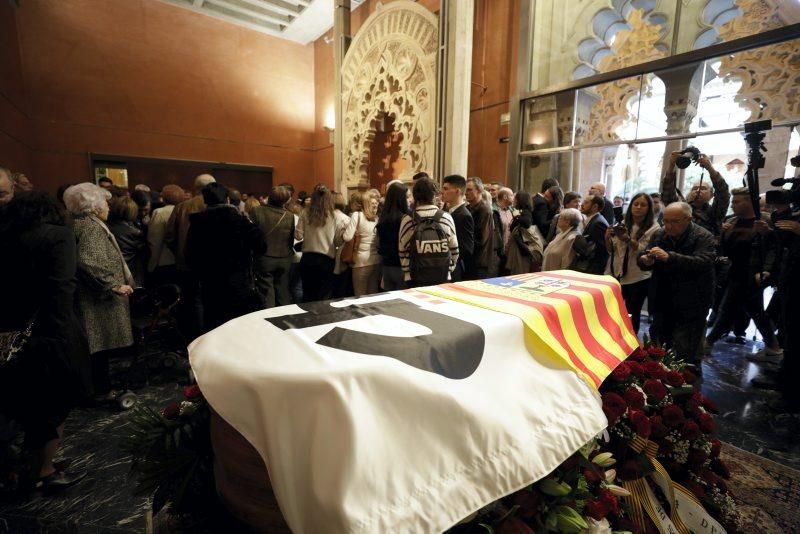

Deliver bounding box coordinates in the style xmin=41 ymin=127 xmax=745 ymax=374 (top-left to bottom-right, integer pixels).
xmin=742 ymin=119 xmax=772 ymax=218
xmin=675 ymin=146 xmax=702 ymax=169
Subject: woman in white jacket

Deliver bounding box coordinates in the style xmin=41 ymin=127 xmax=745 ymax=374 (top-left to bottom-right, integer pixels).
xmin=542 ymin=208 xmax=583 ymax=271
xmin=342 ymin=191 xmax=382 ymax=296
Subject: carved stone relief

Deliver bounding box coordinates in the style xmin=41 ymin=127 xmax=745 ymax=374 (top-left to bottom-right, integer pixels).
xmin=716 ymin=0 xmax=800 ymax=123
xmin=580 ymin=9 xmax=667 ymax=145
xmin=340 ymin=1 xmax=438 ymax=188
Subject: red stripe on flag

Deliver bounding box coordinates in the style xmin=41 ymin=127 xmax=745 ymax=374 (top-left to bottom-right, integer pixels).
xmin=532 ymin=273 xmax=637 ymax=352
xmin=441 ymin=284 xmax=602 ymax=387
xmin=544 ymin=292 xmax=624 ymax=369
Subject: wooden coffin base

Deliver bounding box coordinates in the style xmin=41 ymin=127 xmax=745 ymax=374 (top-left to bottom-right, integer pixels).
xmin=209 ymin=410 xmax=290 ymax=533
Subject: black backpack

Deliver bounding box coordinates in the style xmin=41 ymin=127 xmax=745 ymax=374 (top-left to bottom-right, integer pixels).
xmin=409 ymin=210 xmax=451 ymax=285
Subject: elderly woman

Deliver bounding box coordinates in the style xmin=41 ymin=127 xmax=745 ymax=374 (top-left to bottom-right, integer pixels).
xmin=64 ymin=183 xmax=135 ymax=400
xmin=542 ymin=207 xmax=583 ymax=271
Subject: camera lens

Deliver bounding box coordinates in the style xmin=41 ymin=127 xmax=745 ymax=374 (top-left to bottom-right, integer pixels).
xmin=675 ymin=156 xmax=692 ymax=169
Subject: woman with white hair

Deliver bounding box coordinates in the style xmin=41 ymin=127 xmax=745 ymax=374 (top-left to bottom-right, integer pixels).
xmin=64 ymin=182 xmax=135 ymax=400
xmin=542 ymin=207 xmax=583 ymax=271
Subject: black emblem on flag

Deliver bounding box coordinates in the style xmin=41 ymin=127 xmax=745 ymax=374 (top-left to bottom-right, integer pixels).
xmin=266 ymin=298 xmax=485 ymax=379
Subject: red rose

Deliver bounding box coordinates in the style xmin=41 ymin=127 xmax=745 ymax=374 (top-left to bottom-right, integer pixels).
xmin=183 ymin=384 xmax=202 ymax=400
xmin=687 ymin=481 xmax=705 ymax=499
xmin=611 ymin=362 xmax=632 ymax=382
xmin=627 ymin=361 xmax=645 ymax=378
xmin=666 ymin=371 xmax=685 ymax=387
xmin=701 ymin=468 xmax=719 ymax=487
xmin=702 ymin=397 xmax=719 ymax=414
xmin=602 ymin=392 xmax=627 ymax=425
xmin=682 ymin=370 xmax=697 ymax=384
xmin=584 ymin=469 xmax=602 ymax=485
xmin=642 ymin=361 xmax=667 ymax=380
xmin=513 ymin=490 xmax=542 ymax=519
xmin=688 ymin=449 xmax=708 ymax=470
xmin=619 ymin=458 xmax=641 ymax=481
xmin=161 ymin=401 xmax=180 ymax=420
xmin=585 ymin=500 xmax=608 ymax=520
xmin=497 ymin=517 xmax=534 ymax=534
xmin=630 ymin=347 xmax=647 ymax=361
xmin=662 ymin=404 xmax=685 ymax=428
xmin=599 ymin=489 xmax=620 ymax=514
xmin=698 ymin=412 xmax=716 ymax=434
xmin=643 ymin=379 xmax=668 ymax=404
xmin=629 ymin=409 xmax=652 ymax=438
xmin=624 ymin=387 xmax=646 ymax=410
xmin=681 ymin=420 xmax=701 ymax=441
xmin=711 ymin=458 xmax=730 ymax=479
xmin=710 ymin=439 xmax=722 ymax=458
xmin=716 ymin=478 xmax=728 ymax=493
xmin=650 ymin=415 xmax=669 ymax=439
xmin=647 ymin=346 xmax=667 ymax=359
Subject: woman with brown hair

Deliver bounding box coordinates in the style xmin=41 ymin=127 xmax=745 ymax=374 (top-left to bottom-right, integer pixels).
xmin=342 ymin=190 xmax=382 ymax=296
xmin=295 ymin=184 xmax=350 ymax=302
xmin=107 ymin=196 xmax=147 ymax=286
xmin=147 ymin=184 xmax=184 ymax=285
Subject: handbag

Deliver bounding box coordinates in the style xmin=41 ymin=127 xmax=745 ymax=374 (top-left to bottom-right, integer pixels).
xmin=340 ymin=213 xmax=361 ymax=265
xmin=0 ymin=318 xmax=34 ymax=368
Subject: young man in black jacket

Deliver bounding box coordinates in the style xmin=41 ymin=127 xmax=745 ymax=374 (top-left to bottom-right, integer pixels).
xmin=441 ymin=175 xmax=474 ymax=281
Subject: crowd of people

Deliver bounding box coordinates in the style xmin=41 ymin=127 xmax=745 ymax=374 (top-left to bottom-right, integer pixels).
xmin=0 ymin=152 xmax=798 ymax=495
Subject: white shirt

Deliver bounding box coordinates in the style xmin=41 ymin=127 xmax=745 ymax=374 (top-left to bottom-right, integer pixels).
xmin=605 ymin=222 xmax=660 ymax=284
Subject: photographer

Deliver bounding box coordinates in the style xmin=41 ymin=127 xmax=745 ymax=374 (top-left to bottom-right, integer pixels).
xmin=661 ymin=150 xmax=730 ymax=237
xmin=705 ymin=188 xmax=781 ymax=356
xmin=638 ymin=202 xmax=716 ymax=368
xmin=604 ymin=193 xmax=660 ymax=335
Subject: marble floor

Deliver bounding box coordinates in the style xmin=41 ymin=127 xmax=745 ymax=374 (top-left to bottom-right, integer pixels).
xmin=0 ymin=320 xmax=798 ymax=532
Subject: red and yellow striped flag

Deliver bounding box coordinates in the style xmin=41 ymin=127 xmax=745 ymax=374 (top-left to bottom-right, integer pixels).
xmin=419 ymin=270 xmax=639 ymax=388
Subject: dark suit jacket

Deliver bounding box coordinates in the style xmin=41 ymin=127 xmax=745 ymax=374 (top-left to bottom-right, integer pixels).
xmin=450 ymin=203 xmax=474 ymax=280
xmin=571 ymin=213 xmax=609 ymax=275
xmin=467 ymin=201 xmax=495 ymax=278
xmin=600 ymin=197 xmax=615 ymax=227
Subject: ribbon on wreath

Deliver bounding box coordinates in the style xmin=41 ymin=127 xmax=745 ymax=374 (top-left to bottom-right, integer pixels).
xmin=622 ymin=435 xmax=726 ymax=534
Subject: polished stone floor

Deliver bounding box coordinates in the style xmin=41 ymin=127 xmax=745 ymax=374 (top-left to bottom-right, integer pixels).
xmin=0 ymin=318 xmax=798 ymax=532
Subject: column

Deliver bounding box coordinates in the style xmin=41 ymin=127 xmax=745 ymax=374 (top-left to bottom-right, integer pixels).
xmin=334 ymin=0 xmax=351 ymax=193
xmin=437 ymin=0 xmax=474 ymax=178
xmin=658 ymin=64 xmax=701 ymax=192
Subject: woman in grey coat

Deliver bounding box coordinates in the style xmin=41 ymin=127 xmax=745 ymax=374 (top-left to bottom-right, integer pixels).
xmin=64 ymin=183 xmax=135 ymax=398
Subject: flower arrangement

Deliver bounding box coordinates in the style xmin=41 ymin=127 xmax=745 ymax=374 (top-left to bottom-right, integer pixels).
xmin=450 ymin=440 xmax=628 ymax=533
xmin=599 ymin=341 xmax=740 ymax=533
xmin=124 ymin=383 xmax=214 ymax=515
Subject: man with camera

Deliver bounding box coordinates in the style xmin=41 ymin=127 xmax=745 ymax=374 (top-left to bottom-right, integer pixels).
xmin=638 ymin=202 xmax=716 ymax=368
xmin=661 ymin=150 xmax=730 ymax=237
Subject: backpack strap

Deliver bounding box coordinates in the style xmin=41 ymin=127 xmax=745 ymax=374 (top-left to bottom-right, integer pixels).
xmin=432 ymin=209 xmax=444 ymax=223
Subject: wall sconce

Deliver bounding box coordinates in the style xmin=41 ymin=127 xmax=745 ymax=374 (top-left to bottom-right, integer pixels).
xmin=324 ymin=107 xmax=336 ymax=144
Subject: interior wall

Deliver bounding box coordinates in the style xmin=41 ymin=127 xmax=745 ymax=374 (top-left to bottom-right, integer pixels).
xmin=0 ymin=2 xmax=32 ymax=176
xmin=467 ymin=0 xmax=519 ymax=185
xmin=15 ymin=0 xmax=316 ymax=194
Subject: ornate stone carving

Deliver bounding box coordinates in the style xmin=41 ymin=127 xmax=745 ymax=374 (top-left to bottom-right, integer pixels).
xmin=581 ymin=9 xmax=667 ymax=144
xmin=716 ymin=0 xmax=800 ymax=123
xmin=341 ymin=1 xmax=438 ymax=188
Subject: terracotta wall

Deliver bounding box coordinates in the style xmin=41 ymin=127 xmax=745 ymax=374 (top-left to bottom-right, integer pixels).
xmin=468 ymin=0 xmax=519 ymax=185
xmin=0 ymin=1 xmax=32 ymax=176
xmin=14 ymin=0 xmax=316 ymax=194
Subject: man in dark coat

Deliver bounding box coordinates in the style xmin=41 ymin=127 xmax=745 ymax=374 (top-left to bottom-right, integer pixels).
xmin=186 ymin=183 xmax=266 ymax=332
xmin=465 ymin=177 xmax=495 ymax=279
xmin=441 ymin=175 xmax=474 ymax=281
xmin=588 ymin=182 xmax=615 ymax=227
xmin=638 ymin=202 xmax=716 ymax=367
xmin=661 ymin=152 xmax=730 ymax=237
xmin=533 ymin=178 xmax=559 ymax=238
xmin=571 ymin=194 xmax=609 ymax=275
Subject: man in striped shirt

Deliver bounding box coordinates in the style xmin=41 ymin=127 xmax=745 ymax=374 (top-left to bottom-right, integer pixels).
xmin=399 ymin=176 xmax=459 ymax=286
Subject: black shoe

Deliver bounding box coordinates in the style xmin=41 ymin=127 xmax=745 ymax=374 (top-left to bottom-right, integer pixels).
xmin=37 ymin=469 xmax=86 ymax=495
xmin=750 ymin=375 xmax=781 ymax=390
xmin=53 ymin=457 xmax=72 ymax=471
